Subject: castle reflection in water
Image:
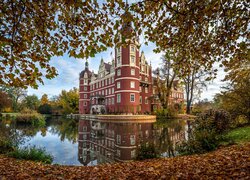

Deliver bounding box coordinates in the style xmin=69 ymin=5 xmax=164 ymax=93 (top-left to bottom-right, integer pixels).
xmin=78 ymin=115 xmax=190 ymax=166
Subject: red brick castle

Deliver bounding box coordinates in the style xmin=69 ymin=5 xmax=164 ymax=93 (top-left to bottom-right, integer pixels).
xmin=79 ymin=21 xmax=184 ymax=114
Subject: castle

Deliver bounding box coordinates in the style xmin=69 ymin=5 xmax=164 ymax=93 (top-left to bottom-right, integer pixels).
xmin=79 ymin=21 xmax=184 ymax=114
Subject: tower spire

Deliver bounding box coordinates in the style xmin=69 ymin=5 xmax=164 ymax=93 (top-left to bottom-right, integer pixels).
xmin=85 ymin=59 xmax=89 ymax=69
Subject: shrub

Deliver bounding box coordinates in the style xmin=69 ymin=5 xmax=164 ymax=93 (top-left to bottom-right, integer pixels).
xmin=155 ymin=106 xmax=178 ymax=119
xmin=177 ymin=109 xmax=231 ymax=155
xmin=7 ymin=146 xmax=53 ymax=164
xmin=0 ymin=138 xmax=15 ymax=153
xmin=15 ymin=108 xmax=45 ymax=126
xmin=38 ymin=104 xmax=52 ymax=114
xmin=136 ymin=143 xmax=160 ymax=160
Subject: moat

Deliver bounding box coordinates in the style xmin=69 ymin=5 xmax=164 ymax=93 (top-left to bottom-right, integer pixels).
xmin=0 ymin=116 xmax=191 ymax=166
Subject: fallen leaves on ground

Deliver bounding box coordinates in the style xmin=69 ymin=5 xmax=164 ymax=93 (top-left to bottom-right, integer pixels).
xmin=0 ymin=144 xmax=249 ymax=179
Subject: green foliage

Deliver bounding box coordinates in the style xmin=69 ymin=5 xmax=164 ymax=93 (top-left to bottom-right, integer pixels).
xmin=7 ymin=146 xmax=53 ymax=164
xmin=57 ymin=88 xmax=79 ymax=114
xmin=177 ymin=109 xmax=232 ymax=155
xmin=38 ymin=104 xmax=52 ymax=114
xmin=22 ymin=94 xmax=40 ymax=111
xmin=15 ymin=108 xmax=45 ymax=127
xmin=214 ymin=73 xmax=250 ymax=124
xmin=0 ymin=138 xmax=15 ymax=154
xmin=221 ymin=126 xmax=250 ymax=144
xmin=136 ymin=143 xmax=160 ymax=160
xmin=155 ymin=106 xmax=178 ymax=119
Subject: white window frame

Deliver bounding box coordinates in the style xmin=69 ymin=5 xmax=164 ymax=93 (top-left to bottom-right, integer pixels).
xmin=131 ymin=69 xmax=135 ymax=75
xmin=117 ymin=69 xmax=121 ymax=76
xmin=117 ymin=82 xmax=121 ymax=89
xmin=130 ymin=81 xmax=135 ymax=88
xmin=117 ymin=94 xmax=121 ymax=103
xmin=117 ymin=135 xmax=121 ymax=144
xmin=130 ymin=135 xmax=136 ymax=145
xmin=130 ymin=93 xmax=135 ymax=102
xmin=130 ymin=55 xmax=135 ymax=65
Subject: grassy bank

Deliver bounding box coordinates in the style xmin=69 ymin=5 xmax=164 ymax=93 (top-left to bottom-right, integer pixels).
xmin=221 ymin=125 xmax=250 ymax=145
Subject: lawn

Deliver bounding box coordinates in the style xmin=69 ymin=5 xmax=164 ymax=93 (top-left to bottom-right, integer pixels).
xmin=225 ymin=125 xmax=250 ymax=143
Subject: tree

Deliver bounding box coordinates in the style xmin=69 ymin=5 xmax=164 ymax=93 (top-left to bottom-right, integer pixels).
xmin=214 ymin=73 xmax=250 ymax=123
xmin=22 ymin=94 xmax=40 ymax=110
xmin=183 ymin=64 xmax=208 ymax=114
xmin=154 ymin=49 xmax=181 ymax=109
xmin=40 ymin=94 xmax=49 ymax=105
xmin=0 ymin=1 xmax=248 ymax=88
xmin=0 ymin=86 xmax=27 ymax=112
xmin=57 ymin=88 xmax=79 ymax=114
xmin=0 ymin=91 xmax=12 ymax=112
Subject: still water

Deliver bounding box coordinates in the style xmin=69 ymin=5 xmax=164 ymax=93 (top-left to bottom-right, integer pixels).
xmin=0 ymin=116 xmax=190 ymax=166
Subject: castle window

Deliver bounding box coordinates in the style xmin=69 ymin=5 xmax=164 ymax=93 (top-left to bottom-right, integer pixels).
xmin=139 ymin=96 xmax=142 ymax=104
xmin=117 ymin=94 xmax=121 ymax=103
xmin=130 ymin=81 xmax=135 ymax=88
xmin=130 ymin=94 xmax=135 ymax=102
xmin=84 ymin=102 xmax=87 ymax=106
xmin=109 ymin=98 xmax=111 ymax=105
xmin=130 ymin=135 xmax=136 ymax=145
xmin=130 ymin=45 xmax=135 ymax=52
xmin=117 ymin=135 xmax=121 ymax=144
xmin=117 ymin=56 xmax=121 ymax=66
xmin=96 ymin=83 xmax=98 ymax=88
xmin=117 ymin=69 xmax=121 ymax=76
xmin=83 ymin=126 xmax=87 ymax=132
xmin=109 ymin=88 xmax=111 ymax=95
xmin=112 ymin=97 xmax=114 ymax=105
xmin=102 ymin=80 xmax=104 ymax=87
xmin=117 ymin=150 xmax=121 ymax=157
xmin=145 ymin=87 xmax=148 ymax=93
xmin=112 ymin=88 xmax=114 ymax=94
xmin=84 ymin=86 xmax=87 ymax=91
xmin=99 ymin=81 xmax=101 ymax=87
xmin=84 ymin=94 xmax=87 ymax=98
xmin=84 ymin=79 xmax=88 ymax=85
xmin=131 ymin=150 xmax=136 ymax=158
xmin=145 ymin=97 xmax=148 ymax=104
xmin=105 ymin=89 xmax=108 ymax=95
xmin=130 ymin=55 xmax=135 ymax=64
xmin=117 ymin=82 xmax=120 ymax=89
xmin=131 ymin=69 xmax=135 ymax=75
xmin=111 ymin=77 xmax=114 ymax=83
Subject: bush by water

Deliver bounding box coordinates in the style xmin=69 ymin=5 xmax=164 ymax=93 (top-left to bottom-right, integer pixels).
xmin=15 ymin=108 xmax=45 ymax=126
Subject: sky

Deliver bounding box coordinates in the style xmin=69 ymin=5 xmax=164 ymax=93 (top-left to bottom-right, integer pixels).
xmin=27 ymin=40 xmax=227 ymax=101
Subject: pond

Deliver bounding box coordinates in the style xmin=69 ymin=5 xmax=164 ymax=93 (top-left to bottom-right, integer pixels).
xmin=0 ymin=116 xmax=191 ymax=166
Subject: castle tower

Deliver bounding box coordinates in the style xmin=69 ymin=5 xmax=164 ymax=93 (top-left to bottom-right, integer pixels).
xmin=79 ymin=60 xmax=91 ymax=114
xmin=114 ymin=11 xmax=140 ymax=114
